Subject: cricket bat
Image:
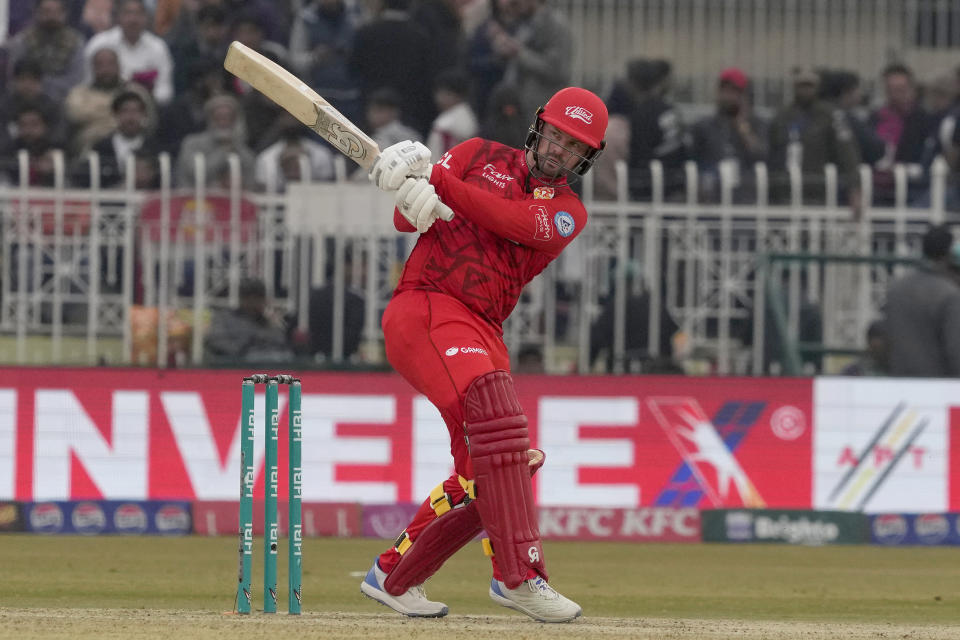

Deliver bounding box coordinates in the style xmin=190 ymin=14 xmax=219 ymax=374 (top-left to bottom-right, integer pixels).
xmin=223 ymin=42 xmax=453 ymax=222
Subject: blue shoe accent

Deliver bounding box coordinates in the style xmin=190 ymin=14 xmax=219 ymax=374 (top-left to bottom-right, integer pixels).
xmin=490 ymin=578 xmax=506 ymax=598
xmin=363 ymin=558 xmax=382 ymax=589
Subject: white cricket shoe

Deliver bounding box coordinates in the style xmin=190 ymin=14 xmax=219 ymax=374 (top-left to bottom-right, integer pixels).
xmin=489 ymin=576 xmax=582 ymax=623
xmin=360 ymin=559 xmax=449 ymax=618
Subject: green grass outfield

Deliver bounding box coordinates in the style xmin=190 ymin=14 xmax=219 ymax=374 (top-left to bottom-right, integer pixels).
xmin=1 ymin=535 xmax=958 ymax=639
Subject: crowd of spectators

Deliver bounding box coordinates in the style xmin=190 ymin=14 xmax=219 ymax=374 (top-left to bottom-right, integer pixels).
xmin=5 ymin=0 xmax=957 ymax=211
xmin=598 ymin=57 xmax=960 ymax=212
xmin=0 ymin=0 xmax=574 ymax=193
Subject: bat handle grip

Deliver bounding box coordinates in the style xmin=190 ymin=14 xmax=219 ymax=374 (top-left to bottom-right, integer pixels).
xmin=436 ymin=201 xmax=455 ymax=222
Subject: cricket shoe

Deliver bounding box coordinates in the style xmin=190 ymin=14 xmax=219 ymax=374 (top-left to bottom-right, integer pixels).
xmin=360 ymin=559 xmax=448 ymax=618
xmin=489 ymin=576 xmax=582 ymax=623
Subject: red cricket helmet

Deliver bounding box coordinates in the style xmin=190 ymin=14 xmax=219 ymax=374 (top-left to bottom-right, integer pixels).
xmin=525 ymin=87 xmax=608 ymax=183
xmin=539 ymin=86 xmax=608 ymax=150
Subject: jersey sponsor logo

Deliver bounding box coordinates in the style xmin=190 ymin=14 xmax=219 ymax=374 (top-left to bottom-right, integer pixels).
xmin=444 ymin=346 xmax=489 ymax=357
xmin=554 ymin=210 xmax=575 ymax=237
xmin=481 ymin=163 xmax=515 ymax=189
xmin=564 ymin=106 xmax=593 ymax=123
xmin=438 ymin=151 xmax=453 ymax=170
xmin=533 ymin=187 xmax=555 ymax=199
xmin=530 ymin=205 xmax=552 ymax=241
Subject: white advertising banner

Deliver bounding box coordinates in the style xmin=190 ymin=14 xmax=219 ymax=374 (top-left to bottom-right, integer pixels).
xmin=813 ymin=378 xmax=957 ymax=513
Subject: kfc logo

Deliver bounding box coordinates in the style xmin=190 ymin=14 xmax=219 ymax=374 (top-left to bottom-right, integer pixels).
xmin=564 ymin=106 xmax=593 ymax=123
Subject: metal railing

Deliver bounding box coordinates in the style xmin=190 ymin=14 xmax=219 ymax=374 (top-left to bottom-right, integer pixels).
xmin=0 ymin=148 xmax=950 ymax=373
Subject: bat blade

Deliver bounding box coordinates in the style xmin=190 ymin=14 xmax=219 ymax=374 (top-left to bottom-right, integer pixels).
xmin=224 ymin=41 xmax=380 ymax=169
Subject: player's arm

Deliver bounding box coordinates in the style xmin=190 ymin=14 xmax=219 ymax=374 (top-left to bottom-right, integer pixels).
xmin=430 ymin=165 xmax=586 ymax=257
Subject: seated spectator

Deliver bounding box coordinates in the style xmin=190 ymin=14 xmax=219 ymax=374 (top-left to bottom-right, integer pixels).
xmin=478 ymin=83 xmax=527 ymax=148
xmin=690 ymin=68 xmax=767 ymax=203
xmin=883 ymin=224 xmax=960 ymax=377
xmin=85 ymin=0 xmax=175 ymax=106
xmin=1 ymin=58 xmax=62 ymax=145
xmin=769 ymin=66 xmax=860 ymax=211
xmin=132 ymin=146 xmax=162 ymax=189
xmin=254 ymin=121 xmax=336 ymax=192
xmin=306 ymin=252 xmax=365 ymax=362
xmin=204 ymin=278 xmax=294 ymax=364
xmin=870 ymin=64 xmax=936 ymax=205
xmin=0 ymin=103 xmax=65 ymax=187
xmin=74 ymin=90 xmax=157 ymax=188
xmin=588 ymin=264 xmax=679 ymax=373
xmin=351 ymin=88 xmax=421 ymax=180
xmin=158 ymin=56 xmax=228 ymax=155
xmin=513 ymin=344 xmax=545 ymax=374
xmin=176 ymin=94 xmax=255 ymax=188
xmin=288 ymin=0 xmax=360 ymax=126
xmin=80 ymin=0 xmax=114 ymax=37
xmin=6 ymin=0 xmax=86 ymax=101
xmin=64 ymin=46 xmax=125 ymax=156
xmin=426 ymin=69 xmax=478 ymax=156
xmin=840 ymin=321 xmax=889 ymax=376
xmin=230 ymin=12 xmax=289 ymax=71
xmin=170 ymin=3 xmax=230 ymax=94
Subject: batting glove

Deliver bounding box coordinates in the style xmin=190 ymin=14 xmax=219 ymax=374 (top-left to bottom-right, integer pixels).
xmin=369 ymin=140 xmax=433 ymax=191
xmin=395 ymin=177 xmax=454 ymax=233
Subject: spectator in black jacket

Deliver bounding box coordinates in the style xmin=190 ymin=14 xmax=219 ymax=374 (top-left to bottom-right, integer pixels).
xmin=621 ymin=58 xmax=687 ymax=200
xmin=870 ymin=63 xmax=936 ymax=204
xmin=348 ymin=0 xmax=434 ymax=136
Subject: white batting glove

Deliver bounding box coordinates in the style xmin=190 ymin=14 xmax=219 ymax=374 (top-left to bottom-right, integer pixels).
xmin=369 ymin=140 xmax=433 ymax=191
xmin=396 ymin=177 xmax=452 ymax=233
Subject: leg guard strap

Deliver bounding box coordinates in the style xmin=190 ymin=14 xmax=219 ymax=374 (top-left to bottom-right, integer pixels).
xmin=382 ymin=449 xmax=546 ymax=595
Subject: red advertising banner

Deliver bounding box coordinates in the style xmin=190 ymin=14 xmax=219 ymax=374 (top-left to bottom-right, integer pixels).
xmin=0 ymin=368 xmax=813 ymax=508
xmin=193 ymin=501 xmax=361 ymax=537
xmin=538 ymin=507 xmax=700 ymax=542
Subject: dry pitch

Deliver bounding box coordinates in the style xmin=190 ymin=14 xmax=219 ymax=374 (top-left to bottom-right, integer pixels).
xmin=1 ymin=535 xmax=958 ymax=639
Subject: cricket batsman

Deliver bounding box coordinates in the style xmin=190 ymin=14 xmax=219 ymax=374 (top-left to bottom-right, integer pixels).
xmin=359 ymin=87 xmax=608 ymax=623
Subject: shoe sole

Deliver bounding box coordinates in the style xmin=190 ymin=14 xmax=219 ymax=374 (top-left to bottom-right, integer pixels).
xmin=488 ymin=586 xmax=582 ymax=623
xmin=360 ymin=581 xmax=449 ymax=618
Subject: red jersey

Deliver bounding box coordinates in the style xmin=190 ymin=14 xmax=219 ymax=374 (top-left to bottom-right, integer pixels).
xmin=392 ymin=137 xmax=588 ymax=330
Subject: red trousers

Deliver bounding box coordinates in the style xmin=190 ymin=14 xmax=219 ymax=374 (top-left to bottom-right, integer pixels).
xmin=377 ymin=290 xmax=525 ymax=581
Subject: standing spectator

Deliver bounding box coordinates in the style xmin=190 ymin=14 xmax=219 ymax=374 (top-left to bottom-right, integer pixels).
xmin=427 ymin=70 xmax=478 ymax=156
xmin=74 ymin=90 xmax=156 ymax=188
xmin=871 ymin=64 xmax=936 ymax=204
xmin=289 ymin=0 xmax=360 ymax=126
xmin=883 ymin=225 xmax=960 ymax=377
xmin=176 ymin=94 xmax=255 ymax=188
xmin=6 ymin=0 xmax=85 ymax=102
xmin=690 ymin=67 xmax=767 ymax=202
xmin=484 ymin=0 xmax=572 ymax=121
xmin=768 ymin=66 xmax=860 ymax=211
xmin=254 ymin=123 xmax=335 ymax=192
xmin=169 ymin=3 xmax=229 ymax=94
xmin=85 ymin=0 xmax=175 ymax=106
xmin=622 ymin=58 xmax=687 ymax=199
xmin=204 ymin=278 xmax=294 ymax=365
xmin=348 ymin=0 xmax=434 ymax=136
xmin=820 ymin=69 xmax=885 ymax=167
xmin=412 ymin=0 xmax=465 ymax=75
